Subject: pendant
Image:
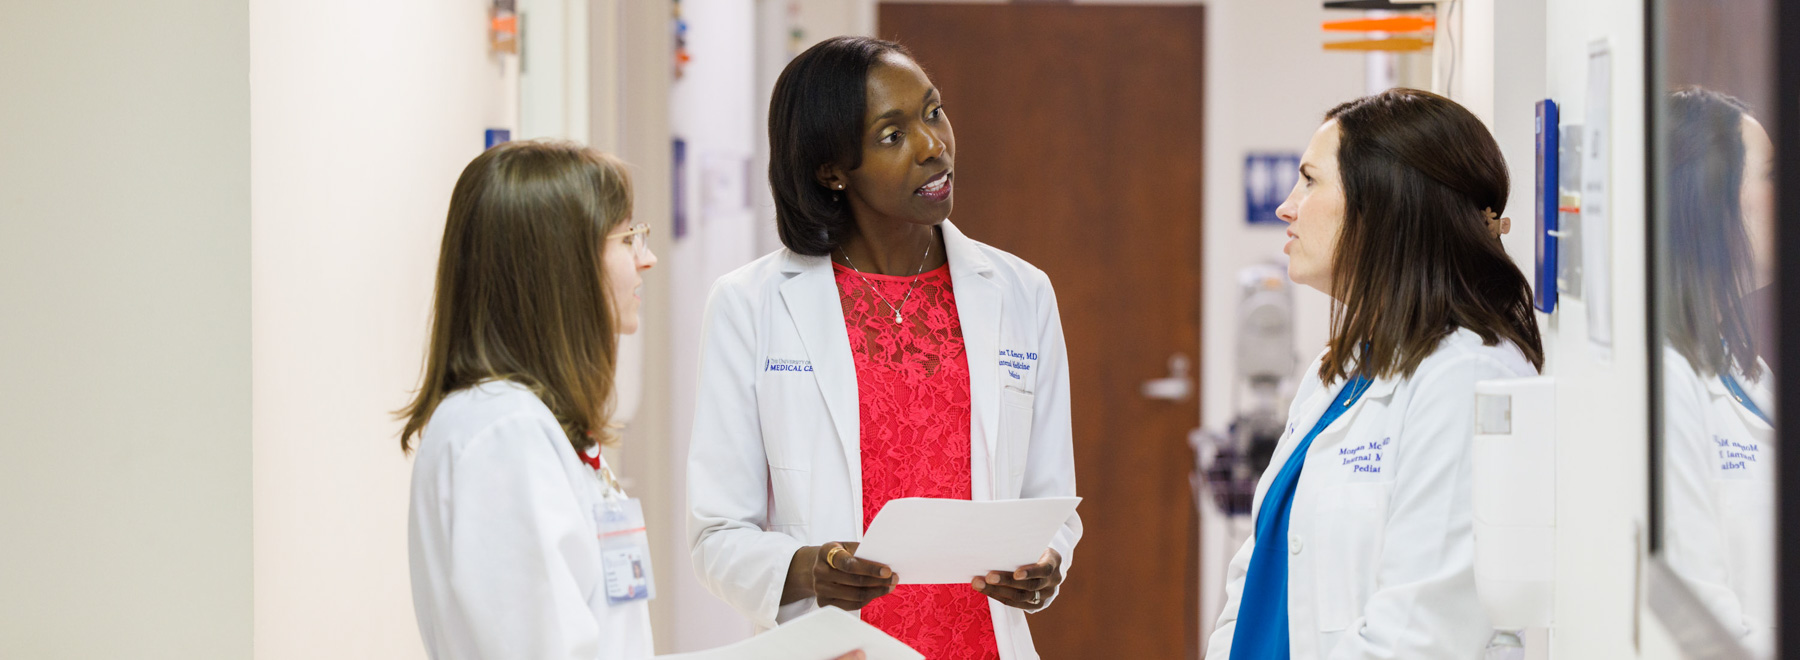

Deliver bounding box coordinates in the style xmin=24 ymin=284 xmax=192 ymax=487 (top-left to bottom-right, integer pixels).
xmin=894 ymin=312 xmax=904 ymax=323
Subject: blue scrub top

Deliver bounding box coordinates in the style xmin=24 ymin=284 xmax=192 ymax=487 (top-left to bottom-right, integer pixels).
xmin=1228 ymin=374 xmax=1372 ymax=659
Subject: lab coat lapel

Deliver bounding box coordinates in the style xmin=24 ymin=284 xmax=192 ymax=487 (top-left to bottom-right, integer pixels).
xmin=1302 ymin=371 xmax=1399 ymax=453
xmin=777 ymin=253 xmax=862 ymax=494
xmin=942 ymin=221 xmax=1003 ymax=480
xmin=1711 ymin=365 xmax=1775 ymax=429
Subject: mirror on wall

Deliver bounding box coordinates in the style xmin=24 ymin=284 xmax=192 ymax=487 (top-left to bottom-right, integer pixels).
xmin=1649 ymin=0 xmax=1779 ymax=656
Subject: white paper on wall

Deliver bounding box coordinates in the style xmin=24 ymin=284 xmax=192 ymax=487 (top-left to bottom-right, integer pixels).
xmin=1581 ymin=40 xmax=1613 ymax=364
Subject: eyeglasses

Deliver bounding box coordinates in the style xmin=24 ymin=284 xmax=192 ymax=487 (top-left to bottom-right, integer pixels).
xmin=607 ymin=223 xmax=651 ymax=262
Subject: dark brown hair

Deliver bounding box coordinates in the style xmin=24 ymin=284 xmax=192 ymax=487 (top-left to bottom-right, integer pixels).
xmin=1319 ymin=88 xmax=1544 ymax=384
xmin=768 ymin=35 xmax=914 ymax=255
xmin=1664 ymin=87 xmax=1760 ymax=380
xmin=397 ymin=140 xmax=633 ymax=454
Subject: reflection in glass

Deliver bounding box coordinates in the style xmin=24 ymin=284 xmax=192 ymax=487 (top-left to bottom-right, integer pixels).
xmin=1659 ymin=87 xmax=1777 ymax=657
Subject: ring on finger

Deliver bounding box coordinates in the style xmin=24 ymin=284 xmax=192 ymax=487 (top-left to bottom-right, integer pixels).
xmin=1029 ymin=591 xmax=1041 ymax=605
xmin=825 ymin=546 xmax=848 ymax=570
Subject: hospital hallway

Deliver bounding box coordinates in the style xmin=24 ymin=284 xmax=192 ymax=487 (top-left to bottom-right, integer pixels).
xmin=4 ymin=1 xmax=1798 ymax=659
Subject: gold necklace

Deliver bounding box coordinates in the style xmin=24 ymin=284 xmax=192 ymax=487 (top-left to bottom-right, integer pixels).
xmin=838 ymin=237 xmax=933 ymax=324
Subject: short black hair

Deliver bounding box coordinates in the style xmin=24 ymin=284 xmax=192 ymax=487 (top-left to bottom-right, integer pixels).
xmin=767 ymin=36 xmax=913 ymax=256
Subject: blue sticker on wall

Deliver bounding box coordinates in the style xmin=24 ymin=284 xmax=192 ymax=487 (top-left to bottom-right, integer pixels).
xmin=1245 ymin=152 xmax=1300 ymax=226
xmin=672 ymin=138 xmax=688 ymax=239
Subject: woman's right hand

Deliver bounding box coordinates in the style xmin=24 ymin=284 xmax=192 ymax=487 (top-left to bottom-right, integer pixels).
xmin=782 ymin=541 xmax=898 ymax=610
xmin=833 ymin=652 xmax=867 ymax=660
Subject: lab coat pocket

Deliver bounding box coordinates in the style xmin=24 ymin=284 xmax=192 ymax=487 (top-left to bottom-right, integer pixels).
xmin=756 ymin=355 xmax=822 ymax=469
xmin=767 ymin=467 xmax=812 ymax=527
xmin=1314 ymin=482 xmax=1390 ymax=632
xmin=1002 ymin=387 xmax=1036 ymax=480
xmin=1715 ymin=477 xmax=1774 ymax=548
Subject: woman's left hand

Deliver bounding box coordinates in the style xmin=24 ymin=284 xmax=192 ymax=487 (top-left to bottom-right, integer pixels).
xmin=971 ymin=549 xmax=1063 ymax=610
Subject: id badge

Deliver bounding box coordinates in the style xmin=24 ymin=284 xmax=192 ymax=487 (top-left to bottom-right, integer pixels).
xmin=597 ymin=497 xmax=656 ymax=604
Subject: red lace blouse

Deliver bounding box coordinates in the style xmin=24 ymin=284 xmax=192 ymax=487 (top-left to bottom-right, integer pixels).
xmin=834 ymin=261 xmax=999 ymax=659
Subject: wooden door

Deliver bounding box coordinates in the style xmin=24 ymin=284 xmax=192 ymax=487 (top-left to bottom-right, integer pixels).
xmin=879 ymin=4 xmax=1205 ymax=658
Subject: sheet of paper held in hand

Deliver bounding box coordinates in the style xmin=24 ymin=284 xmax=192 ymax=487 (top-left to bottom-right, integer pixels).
xmin=655 ymin=606 xmax=922 ymax=660
xmin=855 ymin=497 xmax=1082 ymax=585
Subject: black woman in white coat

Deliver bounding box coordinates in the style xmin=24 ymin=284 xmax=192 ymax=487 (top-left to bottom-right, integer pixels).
xmin=687 ymin=37 xmax=1081 ymax=660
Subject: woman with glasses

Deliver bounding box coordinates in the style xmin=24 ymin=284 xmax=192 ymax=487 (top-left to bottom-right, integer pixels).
xmin=686 ymin=36 xmax=1081 ymax=659
xmin=1207 ymin=89 xmax=1544 ymax=659
xmin=398 ymin=140 xmax=663 ymax=659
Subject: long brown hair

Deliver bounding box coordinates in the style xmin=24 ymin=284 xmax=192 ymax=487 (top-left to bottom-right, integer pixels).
xmin=1320 ymin=88 xmax=1544 ymax=384
xmin=398 ymin=140 xmax=633 ymax=454
xmin=1665 ymin=88 xmax=1760 ymax=380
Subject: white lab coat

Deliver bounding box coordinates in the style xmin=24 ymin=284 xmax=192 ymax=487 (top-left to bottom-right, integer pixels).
xmin=1660 ymin=346 xmax=1775 ymax=657
xmin=686 ymin=220 xmax=1081 ymax=659
xmin=410 ymin=380 xmax=654 ymax=660
xmin=1207 ymin=329 xmax=1536 ymax=659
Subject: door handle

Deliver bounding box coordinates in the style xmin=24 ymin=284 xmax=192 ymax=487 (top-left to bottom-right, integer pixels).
xmin=1141 ymin=353 xmax=1194 ymax=402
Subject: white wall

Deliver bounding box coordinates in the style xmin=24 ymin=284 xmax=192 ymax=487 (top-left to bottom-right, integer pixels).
xmin=656 ymin=0 xmax=765 ymax=652
xmin=1443 ymin=0 xmax=1673 ymax=655
xmin=1196 ymin=0 xmax=1366 ymax=643
xmin=1450 ymin=0 xmax=1550 ymax=280
xmin=0 ymin=2 xmax=253 ymax=658
xmin=1197 ymin=0 xmax=1363 ymax=477
xmin=248 ymin=1 xmax=515 ymax=657
xmin=1537 ymin=0 xmax=1665 ymax=655
xmin=518 ymin=0 xmax=590 ymax=143
xmin=1426 ymin=1 xmax=1673 ymax=655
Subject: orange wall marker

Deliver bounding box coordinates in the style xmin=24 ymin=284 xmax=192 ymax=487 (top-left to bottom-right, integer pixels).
xmin=1322 ymin=16 xmax=1436 ymax=32
xmin=1322 ymin=36 xmax=1433 ymax=52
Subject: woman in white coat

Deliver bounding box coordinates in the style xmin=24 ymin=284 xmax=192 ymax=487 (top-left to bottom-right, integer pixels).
xmin=399 ymin=141 xmax=663 ymax=659
xmin=1206 ymin=89 xmax=1545 ymax=659
xmin=1658 ymin=88 xmax=1777 ymax=656
xmin=687 ymin=36 xmax=1081 ymax=659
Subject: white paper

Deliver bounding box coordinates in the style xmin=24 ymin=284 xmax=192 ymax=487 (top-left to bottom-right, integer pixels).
xmin=855 ymin=497 xmax=1082 ymax=585
xmin=655 ymin=607 xmax=921 ymax=660
xmin=1581 ymin=40 xmax=1613 ymax=363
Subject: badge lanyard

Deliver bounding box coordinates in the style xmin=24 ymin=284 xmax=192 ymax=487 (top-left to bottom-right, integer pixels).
xmin=1721 ymin=374 xmax=1773 ymax=427
xmin=1715 ymin=339 xmax=1773 ymax=427
xmin=583 ymin=448 xmax=657 ymax=605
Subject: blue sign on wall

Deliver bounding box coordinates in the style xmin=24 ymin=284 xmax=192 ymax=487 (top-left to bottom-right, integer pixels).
xmin=1534 ymin=99 xmax=1559 ymax=314
xmin=672 ymin=138 xmax=688 ymax=239
xmin=485 ymin=129 xmax=512 ymax=149
xmin=1244 ymin=152 xmax=1301 ymax=226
